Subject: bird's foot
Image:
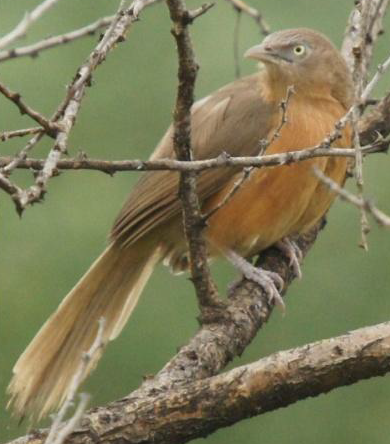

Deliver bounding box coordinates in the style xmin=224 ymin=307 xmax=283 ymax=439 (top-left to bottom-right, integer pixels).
xmin=226 ymin=250 xmax=285 ymax=312
xmin=275 ymin=237 xmax=302 ymax=279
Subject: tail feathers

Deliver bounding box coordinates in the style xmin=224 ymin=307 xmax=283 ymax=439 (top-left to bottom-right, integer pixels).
xmin=8 ymin=240 xmax=163 ymax=420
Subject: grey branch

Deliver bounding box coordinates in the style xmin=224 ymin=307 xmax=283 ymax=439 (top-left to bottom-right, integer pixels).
xmin=341 ymin=0 xmax=390 ymax=248
xmin=0 ymin=135 xmax=387 ymax=174
xmin=0 ymin=0 xmax=63 ymax=50
xmin=0 ymin=82 xmax=59 ymax=136
xmin=0 ymin=127 xmax=43 ymax=141
xmin=0 ymin=16 xmax=115 ymax=63
xmin=313 ymin=167 xmax=390 ymax=227
xmin=11 ymin=0 xmax=155 ymax=213
xmin=224 ymin=0 xmax=270 ymax=35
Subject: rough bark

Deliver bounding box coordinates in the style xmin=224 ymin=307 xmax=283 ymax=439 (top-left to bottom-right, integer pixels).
xmin=8 ymin=322 xmax=390 ymax=444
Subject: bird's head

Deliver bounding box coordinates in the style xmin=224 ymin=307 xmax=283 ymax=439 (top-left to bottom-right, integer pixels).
xmin=245 ymin=28 xmax=353 ymax=108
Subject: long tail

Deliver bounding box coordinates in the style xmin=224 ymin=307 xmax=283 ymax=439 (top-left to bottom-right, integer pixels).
xmin=7 ymin=239 xmax=163 ymax=420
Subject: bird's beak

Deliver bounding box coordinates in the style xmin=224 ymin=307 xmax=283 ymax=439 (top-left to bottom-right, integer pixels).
xmin=244 ymin=43 xmax=279 ymax=63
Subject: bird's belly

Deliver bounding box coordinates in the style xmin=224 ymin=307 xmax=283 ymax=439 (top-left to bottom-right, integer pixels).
xmin=203 ymin=97 xmax=351 ymax=257
xmin=203 ymin=156 xmax=329 ymax=256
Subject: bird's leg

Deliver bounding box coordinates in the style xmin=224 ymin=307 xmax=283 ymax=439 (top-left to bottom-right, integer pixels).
xmin=225 ymin=249 xmax=285 ymax=312
xmin=275 ymin=237 xmax=303 ymax=279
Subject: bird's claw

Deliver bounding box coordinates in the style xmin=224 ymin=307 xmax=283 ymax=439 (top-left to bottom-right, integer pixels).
xmin=226 ymin=250 xmax=285 ymax=312
xmin=275 ymin=237 xmax=302 ymax=279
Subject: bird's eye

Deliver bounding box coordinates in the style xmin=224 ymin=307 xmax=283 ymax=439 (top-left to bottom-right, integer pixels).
xmin=293 ymin=45 xmax=305 ymax=56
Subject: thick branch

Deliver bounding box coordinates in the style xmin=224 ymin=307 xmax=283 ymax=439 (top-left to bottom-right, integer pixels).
xmin=8 ymin=321 xmax=390 ymax=444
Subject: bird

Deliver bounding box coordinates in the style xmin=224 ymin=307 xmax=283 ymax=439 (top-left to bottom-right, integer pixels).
xmin=8 ymin=28 xmax=353 ymax=420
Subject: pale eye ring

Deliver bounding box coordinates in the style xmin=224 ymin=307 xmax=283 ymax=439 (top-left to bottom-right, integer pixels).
xmin=293 ymin=45 xmax=306 ymax=56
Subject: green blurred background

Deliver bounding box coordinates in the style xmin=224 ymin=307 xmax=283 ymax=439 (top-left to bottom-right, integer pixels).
xmin=1 ymin=0 xmax=390 ymax=442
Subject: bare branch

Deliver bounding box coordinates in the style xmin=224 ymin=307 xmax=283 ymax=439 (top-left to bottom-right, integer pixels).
xmin=7 ymin=320 xmax=390 ymax=444
xmin=0 ymin=140 xmax=387 ymax=174
xmin=203 ymin=166 xmax=251 ymax=221
xmin=340 ymin=0 xmax=390 ymax=248
xmin=0 ymin=0 xmax=63 ymax=50
xmin=44 ymin=319 xmax=105 ymax=444
xmin=0 ymin=81 xmax=59 ymax=136
xmin=131 ymin=0 xmax=164 ymax=17
xmin=0 ymin=127 xmax=42 ymax=141
xmin=0 ymin=173 xmax=23 ymax=207
xmin=224 ymin=0 xmax=270 ymax=35
xmin=342 ymin=0 xmax=389 ymax=75
xmin=316 ymin=50 xmax=390 ymax=158
xmin=203 ymin=85 xmax=295 ymax=221
xmin=349 ymin=1 xmax=373 ymax=248
xmin=166 ymin=0 xmax=219 ymax=311
xmin=0 ymin=133 xmax=44 ymax=177
xmin=12 ymin=0 xmax=156 ymax=213
xmin=362 ymin=53 xmax=390 ymax=103
xmin=313 ymin=167 xmax=390 ymax=227
xmin=187 ymin=2 xmax=215 ymax=21
xmin=0 ymin=16 xmax=115 ymax=63
xmin=0 ymin=86 xmax=388 ymax=209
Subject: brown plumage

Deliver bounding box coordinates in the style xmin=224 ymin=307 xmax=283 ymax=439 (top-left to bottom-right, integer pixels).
xmin=8 ymin=28 xmax=353 ymax=419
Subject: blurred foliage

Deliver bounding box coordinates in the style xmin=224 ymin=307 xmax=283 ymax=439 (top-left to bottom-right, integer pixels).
xmin=1 ymin=0 xmax=390 ymax=443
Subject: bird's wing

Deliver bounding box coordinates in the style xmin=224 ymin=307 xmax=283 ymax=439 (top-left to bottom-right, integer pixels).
xmin=111 ymin=73 xmax=276 ymax=245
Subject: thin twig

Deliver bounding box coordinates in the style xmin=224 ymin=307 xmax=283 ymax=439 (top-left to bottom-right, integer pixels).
xmin=233 ymin=9 xmax=242 ymax=78
xmin=267 ymin=85 xmax=295 ymax=146
xmin=224 ymin=0 xmax=270 ymax=35
xmin=313 ymin=167 xmax=390 ymax=227
xmin=131 ymin=0 xmax=164 ymax=17
xmin=0 ymin=127 xmax=42 ymax=141
xmin=2 ymin=133 xmax=44 ymax=177
xmin=202 ymin=166 xmax=251 ymax=221
xmin=0 ymin=81 xmax=59 ymax=136
xmin=361 ymin=53 xmax=390 ymax=103
xmin=4 ymin=24 xmax=389 ymax=213
xmin=13 ymin=0 xmax=156 ymax=213
xmin=318 ymin=50 xmax=390 ymax=154
xmin=44 ymin=318 xmax=106 ymax=444
xmin=349 ymin=1 xmax=377 ymax=249
xmin=203 ymin=85 xmax=294 ymax=221
xmin=187 ymin=2 xmax=215 ymax=21
xmin=0 ymin=173 xmax=23 ymax=203
xmin=342 ymin=0 xmax=389 ymax=76
xmin=340 ymin=0 xmax=389 ymax=248
xmin=0 ymin=16 xmax=115 ymax=63
xmin=0 ymin=0 xmax=63 ymax=50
